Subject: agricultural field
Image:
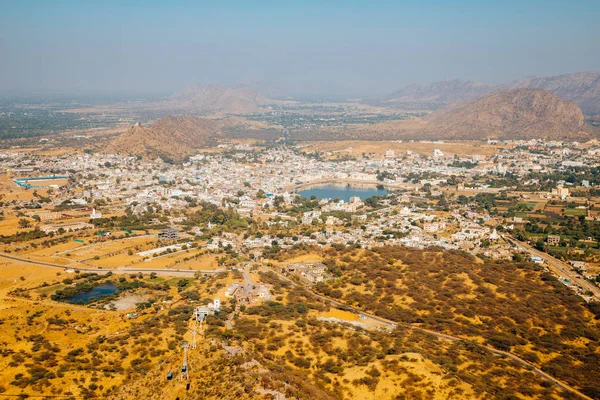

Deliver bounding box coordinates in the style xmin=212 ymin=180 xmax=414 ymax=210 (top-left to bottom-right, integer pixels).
xmin=565 ymin=208 xmax=588 ymax=217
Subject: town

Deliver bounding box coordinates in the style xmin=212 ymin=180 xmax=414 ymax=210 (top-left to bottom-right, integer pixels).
xmin=2 ymin=139 xmax=600 ymax=299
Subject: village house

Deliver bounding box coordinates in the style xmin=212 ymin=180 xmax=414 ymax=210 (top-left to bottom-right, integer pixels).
xmin=547 ymin=235 xmax=561 ymax=246
xmin=158 ymin=227 xmax=179 ymax=240
xmin=193 ymin=299 xmax=221 ymax=322
xmin=569 ymin=261 xmax=587 ymax=270
xmin=423 ymin=222 xmax=446 ymax=233
xmin=286 ymin=262 xmax=330 ymax=283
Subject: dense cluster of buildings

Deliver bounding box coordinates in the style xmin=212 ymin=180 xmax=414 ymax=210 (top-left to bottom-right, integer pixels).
xmin=2 ymin=139 xmax=600 ymax=290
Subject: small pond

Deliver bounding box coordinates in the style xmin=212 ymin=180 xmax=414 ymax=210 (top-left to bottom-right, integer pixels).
xmin=65 ymin=283 xmax=118 ymax=304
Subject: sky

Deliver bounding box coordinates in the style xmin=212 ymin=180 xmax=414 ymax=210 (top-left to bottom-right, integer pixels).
xmin=0 ymin=0 xmax=599 ymax=97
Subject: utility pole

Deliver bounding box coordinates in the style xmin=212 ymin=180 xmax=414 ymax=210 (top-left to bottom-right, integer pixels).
xmin=191 ymin=328 xmax=197 ymax=350
xmin=180 ymin=342 xmax=190 ymax=380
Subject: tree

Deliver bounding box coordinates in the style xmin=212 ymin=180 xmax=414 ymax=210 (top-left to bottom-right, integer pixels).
xmin=534 ymin=239 xmax=545 ymax=251
xmin=18 ymin=219 xmax=31 ymax=229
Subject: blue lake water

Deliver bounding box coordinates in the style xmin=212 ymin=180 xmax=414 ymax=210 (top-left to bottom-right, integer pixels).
xmin=66 ymin=283 xmax=118 ymax=303
xmin=298 ymin=184 xmax=389 ymax=202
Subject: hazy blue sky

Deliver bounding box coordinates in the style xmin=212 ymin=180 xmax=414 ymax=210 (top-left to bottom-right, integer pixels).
xmin=1 ymin=0 xmax=599 ymax=96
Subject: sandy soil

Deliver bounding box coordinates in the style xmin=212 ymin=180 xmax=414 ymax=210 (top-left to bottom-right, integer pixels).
xmin=110 ymin=294 xmax=147 ymax=311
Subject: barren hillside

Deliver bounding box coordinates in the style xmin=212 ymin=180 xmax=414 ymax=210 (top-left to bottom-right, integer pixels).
xmin=105 ymin=115 xmax=222 ymax=162
xmin=423 ymin=88 xmax=592 ymax=140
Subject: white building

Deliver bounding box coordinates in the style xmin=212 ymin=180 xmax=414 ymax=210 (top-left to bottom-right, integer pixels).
xmin=90 ymin=208 xmax=103 ymax=220
xmin=489 ymin=229 xmax=500 ymax=241
xmin=193 ymin=298 xmax=221 ymax=322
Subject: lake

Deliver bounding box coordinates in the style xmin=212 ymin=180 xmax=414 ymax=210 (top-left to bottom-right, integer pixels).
xmin=298 ymin=184 xmax=389 ymax=202
xmin=66 ymin=283 xmax=118 ymax=304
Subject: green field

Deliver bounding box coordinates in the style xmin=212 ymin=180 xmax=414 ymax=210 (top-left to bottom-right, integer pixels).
xmin=565 ymin=208 xmax=587 ymax=217
xmin=37 ymin=284 xmax=67 ymax=295
xmin=516 ymin=202 xmax=537 ymax=210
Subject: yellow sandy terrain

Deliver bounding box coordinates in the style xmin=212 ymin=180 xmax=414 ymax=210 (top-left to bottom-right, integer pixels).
xmin=0 ymin=251 xmax=200 ymax=398
xmin=0 ymin=217 xmax=24 ymax=236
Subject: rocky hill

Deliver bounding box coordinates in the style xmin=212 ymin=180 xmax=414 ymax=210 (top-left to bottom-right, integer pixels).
xmin=504 ymin=71 xmax=600 ymax=114
xmin=166 ymin=84 xmax=269 ymax=114
xmin=372 ymin=79 xmax=494 ymax=110
xmin=423 ymin=88 xmax=591 ymax=140
xmin=105 ymin=115 xmax=221 ymax=162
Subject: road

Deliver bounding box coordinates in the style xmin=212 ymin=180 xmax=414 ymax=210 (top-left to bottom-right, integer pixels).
xmin=0 ymin=253 xmax=225 ymax=277
xmin=242 ymin=265 xmax=253 ymax=286
xmin=271 ymin=269 xmax=593 ymax=400
xmin=506 ymin=235 xmax=600 ymax=302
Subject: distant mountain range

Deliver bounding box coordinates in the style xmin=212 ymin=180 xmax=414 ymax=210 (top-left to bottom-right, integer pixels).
xmin=140 ymin=72 xmax=600 ymax=117
xmin=503 ymin=72 xmax=600 ymax=115
xmin=105 ymin=89 xmax=595 ymax=160
xmin=376 ymin=79 xmax=494 ymax=110
xmin=373 ymin=72 xmax=600 ymax=115
xmin=102 ymin=73 xmax=600 ymax=160
xmin=161 ymin=84 xmax=270 ymax=114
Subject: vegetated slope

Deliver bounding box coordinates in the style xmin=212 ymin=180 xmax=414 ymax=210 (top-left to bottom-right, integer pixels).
xmin=423 ymin=88 xmax=592 ymax=140
xmin=376 ymin=79 xmax=494 ymax=110
xmin=505 ymin=71 xmax=600 ymax=115
xmin=105 ymin=115 xmax=221 ymax=162
xmin=310 ymin=246 xmax=600 ymax=399
xmin=167 ymin=84 xmax=270 ymax=114
xmin=110 ymin=268 xmax=584 ymax=400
